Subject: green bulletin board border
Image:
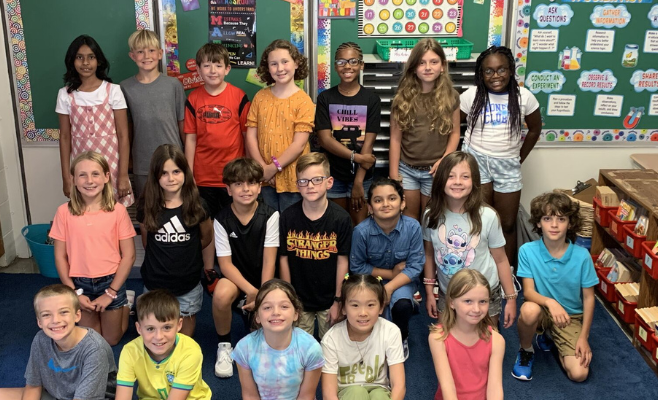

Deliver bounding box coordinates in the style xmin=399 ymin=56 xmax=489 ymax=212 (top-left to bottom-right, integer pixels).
xmin=512 ymin=0 xmax=658 ymax=144
xmin=4 ymin=0 xmax=153 ymax=143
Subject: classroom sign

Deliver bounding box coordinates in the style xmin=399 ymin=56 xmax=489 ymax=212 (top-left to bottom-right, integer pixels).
xmin=513 ymin=0 xmax=658 ymax=142
xmin=358 ymin=0 xmax=463 ymax=37
xmin=208 ymin=0 xmax=257 ymax=68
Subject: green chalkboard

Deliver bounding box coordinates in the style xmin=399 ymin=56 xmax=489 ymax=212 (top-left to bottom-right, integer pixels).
xmin=521 ymin=2 xmax=658 ymax=138
xmin=171 ymin=0 xmax=291 ymax=100
xmin=18 ymin=0 xmax=141 ymax=136
xmin=326 ymin=1 xmax=495 ymax=88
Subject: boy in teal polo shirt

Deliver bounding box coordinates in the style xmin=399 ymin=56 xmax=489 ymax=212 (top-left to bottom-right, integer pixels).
xmin=512 ymin=192 xmax=598 ymax=382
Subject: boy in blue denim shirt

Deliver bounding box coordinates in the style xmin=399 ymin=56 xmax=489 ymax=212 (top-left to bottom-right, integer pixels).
xmin=350 ymin=178 xmax=425 ymax=359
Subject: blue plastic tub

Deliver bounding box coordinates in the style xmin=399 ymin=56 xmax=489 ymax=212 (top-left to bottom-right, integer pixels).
xmin=575 ymin=235 xmax=592 ymax=251
xmin=22 ymin=224 xmax=59 ymax=278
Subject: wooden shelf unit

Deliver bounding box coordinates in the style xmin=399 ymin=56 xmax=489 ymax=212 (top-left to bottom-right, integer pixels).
xmin=591 ymin=169 xmax=658 ymax=309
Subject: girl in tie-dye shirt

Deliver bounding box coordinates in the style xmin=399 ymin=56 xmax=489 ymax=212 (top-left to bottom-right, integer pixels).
xmin=233 ymin=279 xmax=324 ymax=400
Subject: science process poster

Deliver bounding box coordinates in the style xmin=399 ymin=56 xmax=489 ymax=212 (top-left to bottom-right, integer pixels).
xmin=208 ymin=0 xmax=256 ymax=68
xmin=359 ymin=0 xmax=463 ymax=37
xmin=512 ymin=1 xmax=658 ymax=143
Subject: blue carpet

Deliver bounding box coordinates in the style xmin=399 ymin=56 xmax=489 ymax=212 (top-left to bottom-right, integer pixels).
xmin=1 ymin=274 xmax=657 ymax=399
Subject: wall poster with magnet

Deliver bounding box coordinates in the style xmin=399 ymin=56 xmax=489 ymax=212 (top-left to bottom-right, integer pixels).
xmin=359 ymin=0 xmax=464 ymax=37
xmin=512 ymin=0 xmax=658 ymax=144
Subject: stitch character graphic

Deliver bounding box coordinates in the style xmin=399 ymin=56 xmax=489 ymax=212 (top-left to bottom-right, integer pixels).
xmin=435 ymin=223 xmax=480 ymax=277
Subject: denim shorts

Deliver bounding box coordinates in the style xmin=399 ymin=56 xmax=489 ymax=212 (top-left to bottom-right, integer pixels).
xmin=143 ymin=282 xmax=203 ymax=317
xmin=327 ymin=177 xmax=373 ymax=199
xmin=462 ymin=145 xmax=522 ymax=193
xmin=73 ymin=274 xmax=127 ymax=311
xmin=398 ymin=161 xmax=434 ymax=197
xmin=260 ymin=186 xmax=302 ymax=213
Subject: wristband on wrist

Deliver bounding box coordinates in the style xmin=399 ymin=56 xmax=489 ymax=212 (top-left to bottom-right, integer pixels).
xmin=503 ymin=292 xmax=518 ymax=300
xmin=108 ymin=286 xmax=118 ymax=294
xmin=423 ymin=277 xmax=437 ymax=285
xmin=75 ymin=288 xmax=83 ymax=296
xmin=271 ymin=156 xmax=283 ymax=172
xmin=104 ymin=289 xmax=118 ymax=300
xmin=333 ymin=296 xmax=342 ymax=303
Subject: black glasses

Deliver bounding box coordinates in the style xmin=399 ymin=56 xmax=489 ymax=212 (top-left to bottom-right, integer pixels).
xmin=296 ymin=176 xmax=328 ymax=187
xmin=483 ymin=67 xmax=509 ymax=77
xmin=335 ymin=58 xmax=362 ymax=67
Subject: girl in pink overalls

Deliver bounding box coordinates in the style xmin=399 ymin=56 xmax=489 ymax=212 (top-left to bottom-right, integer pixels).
xmin=57 ymin=35 xmax=134 ymax=206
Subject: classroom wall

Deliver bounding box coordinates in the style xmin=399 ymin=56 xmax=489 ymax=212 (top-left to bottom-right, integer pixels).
xmin=0 ymin=26 xmax=29 ymax=265
xmin=520 ymin=147 xmax=658 ymax=211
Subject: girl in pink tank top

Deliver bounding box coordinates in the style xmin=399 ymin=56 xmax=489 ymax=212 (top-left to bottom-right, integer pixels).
xmin=428 ymin=269 xmax=505 ymax=400
xmin=57 ymin=35 xmax=133 ymax=207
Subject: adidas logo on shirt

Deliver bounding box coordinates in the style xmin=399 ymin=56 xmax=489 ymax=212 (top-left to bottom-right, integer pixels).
xmin=154 ymin=216 xmax=191 ymax=242
xmin=229 ymin=232 xmax=238 ymax=239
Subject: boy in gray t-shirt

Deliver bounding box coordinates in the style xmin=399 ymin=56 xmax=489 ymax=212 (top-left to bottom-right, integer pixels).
xmin=120 ymin=29 xmax=186 ymax=199
xmin=0 ymin=284 xmax=117 ymax=400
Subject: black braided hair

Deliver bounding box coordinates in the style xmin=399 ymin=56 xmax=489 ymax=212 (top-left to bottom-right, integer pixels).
xmin=335 ymin=41 xmax=363 ymax=60
xmin=468 ymin=46 xmax=521 ymax=140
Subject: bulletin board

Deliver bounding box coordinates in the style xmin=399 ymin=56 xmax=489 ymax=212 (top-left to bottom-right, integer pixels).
xmin=513 ymin=0 xmax=658 ymax=144
xmin=358 ymin=0 xmax=463 ymax=37
xmin=318 ymin=0 xmax=502 ymax=93
xmin=3 ymin=0 xmax=152 ymax=143
xmin=159 ymin=0 xmax=295 ymax=101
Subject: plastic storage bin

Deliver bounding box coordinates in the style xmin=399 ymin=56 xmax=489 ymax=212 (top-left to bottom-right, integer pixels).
xmin=652 ymin=334 xmax=658 ymax=366
xmin=641 ymin=241 xmax=658 ymax=280
xmin=622 ymin=224 xmax=646 ymax=258
xmin=608 ymin=210 xmax=636 ymax=242
xmin=615 ymin=289 xmax=638 ymax=324
xmin=634 ymin=311 xmax=656 ymax=353
xmin=22 ymin=224 xmax=58 ymax=279
xmin=376 ymin=38 xmax=474 ymax=61
xmin=593 ymin=197 xmax=617 ymax=227
xmin=596 ymin=267 xmax=619 ymax=303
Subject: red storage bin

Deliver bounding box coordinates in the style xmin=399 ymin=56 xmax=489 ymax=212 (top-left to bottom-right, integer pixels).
xmin=651 ymin=333 xmax=658 ymax=364
xmin=634 ymin=311 xmax=656 ymax=353
xmin=591 ymin=254 xmax=603 ymax=270
xmin=593 ymin=197 xmax=617 ymax=227
xmin=596 ymin=267 xmax=619 ymax=303
xmin=641 ymin=241 xmax=658 ymax=280
xmin=608 ymin=210 xmax=636 ymax=242
xmin=615 ymin=289 xmax=638 ymax=324
xmin=622 ymin=224 xmax=646 ymax=258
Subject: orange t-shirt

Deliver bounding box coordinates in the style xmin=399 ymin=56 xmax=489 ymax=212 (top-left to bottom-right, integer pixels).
xmin=49 ymin=203 xmax=136 ymax=278
xmin=184 ymin=84 xmax=251 ymax=187
xmin=246 ymin=88 xmax=315 ymax=193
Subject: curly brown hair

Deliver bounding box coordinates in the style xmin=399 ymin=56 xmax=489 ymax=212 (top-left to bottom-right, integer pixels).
xmin=529 ymin=192 xmax=582 ymax=243
xmin=256 ymin=40 xmax=308 ymax=85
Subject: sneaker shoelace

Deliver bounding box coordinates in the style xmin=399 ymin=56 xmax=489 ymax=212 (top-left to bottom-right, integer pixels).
xmin=518 ymin=350 xmax=533 ymax=366
xmin=218 ymin=348 xmax=232 ymax=363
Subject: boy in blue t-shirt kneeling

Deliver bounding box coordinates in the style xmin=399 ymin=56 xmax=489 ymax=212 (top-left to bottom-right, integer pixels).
xmin=512 ymin=192 xmax=598 ymax=382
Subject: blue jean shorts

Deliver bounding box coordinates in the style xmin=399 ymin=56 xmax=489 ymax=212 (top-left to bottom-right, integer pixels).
xmin=327 ymin=177 xmax=373 ymax=199
xmin=398 ymin=161 xmax=434 ymax=197
xmin=73 ymin=274 xmax=127 ymax=310
xmin=260 ymin=186 xmax=302 ymax=213
xmin=463 ymin=145 xmax=523 ymax=193
xmin=143 ymin=282 xmax=203 ymax=317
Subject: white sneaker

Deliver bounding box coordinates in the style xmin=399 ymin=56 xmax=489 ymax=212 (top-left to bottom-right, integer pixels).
xmin=126 ymin=290 xmax=135 ymax=315
xmin=413 ymin=291 xmax=422 ymax=303
xmin=215 ymin=342 xmax=233 ymax=378
xmin=403 ymin=338 xmax=409 ymax=361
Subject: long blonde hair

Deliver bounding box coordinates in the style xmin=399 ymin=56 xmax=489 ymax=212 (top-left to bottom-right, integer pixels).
xmin=431 ymin=269 xmax=493 ymax=342
xmin=68 ymin=151 xmax=115 ymax=216
xmin=391 ymin=38 xmax=456 ymax=135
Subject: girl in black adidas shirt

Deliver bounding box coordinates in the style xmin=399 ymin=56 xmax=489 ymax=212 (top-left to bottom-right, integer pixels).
xmin=137 ymin=144 xmax=213 ymax=336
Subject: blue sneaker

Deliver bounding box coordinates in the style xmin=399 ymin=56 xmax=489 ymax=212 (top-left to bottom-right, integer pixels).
xmin=511 ymin=349 xmax=535 ymax=381
xmin=536 ymin=333 xmax=554 ymax=351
